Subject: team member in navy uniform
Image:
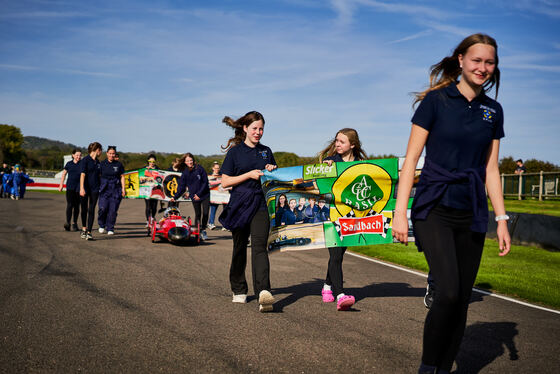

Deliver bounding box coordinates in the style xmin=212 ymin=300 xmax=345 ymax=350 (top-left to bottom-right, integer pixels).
xmin=280 ymin=198 xmax=298 ymax=225
xmin=97 ymin=146 xmax=125 ymax=235
xmin=392 ymin=34 xmax=511 ymax=374
xmin=58 ymin=148 xmax=82 ymax=231
xmin=317 ymin=199 xmax=330 ymax=222
xmin=80 ymin=142 xmax=102 ymax=240
xmin=274 ymin=193 xmax=288 ymax=227
xmin=218 ymin=111 xmax=277 ymax=312
xmin=171 ymin=152 xmax=210 ymax=240
xmin=318 ymin=128 xmax=368 ymax=311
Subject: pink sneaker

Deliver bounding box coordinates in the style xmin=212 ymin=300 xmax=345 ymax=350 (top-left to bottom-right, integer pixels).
xmin=336 ymin=295 xmax=355 ymax=311
xmin=322 ymin=289 xmax=335 ymax=303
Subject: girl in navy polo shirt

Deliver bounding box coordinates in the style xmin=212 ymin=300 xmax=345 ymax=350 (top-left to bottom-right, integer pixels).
xmin=275 ymin=193 xmax=287 ymax=227
xmin=58 ymin=148 xmax=82 ymax=231
xmin=218 ymin=111 xmax=277 ymax=313
xmin=392 ymin=34 xmax=511 ymax=374
xmin=280 ymin=198 xmax=298 ymax=226
xmin=172 ymin=153 xmax=210 ymax=241
xmin=97 ymin=146 xmax=125 ymax=235
xmin=80 ymin=142 xmax=102 ymax=240
xmin=318 ymin=128 xmax=367 ymax=311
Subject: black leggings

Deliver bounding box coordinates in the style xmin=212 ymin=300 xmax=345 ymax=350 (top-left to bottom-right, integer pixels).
xmin=145 ymin=199 xmax=158 ymax=221
xmin=80 ymin=191 xmax=99 ymax=232
xmin=192 ymin=198 xmax=209 ymax=231
xmin=414 ymin=205 xmax=485 ymax=372
xmin=65 ymin=190 xmax=80 ymax=225
xmin=325 ymin=246 xmax=347 ymax=297
xmin=230 ymin=209 xmax=271 ymax=296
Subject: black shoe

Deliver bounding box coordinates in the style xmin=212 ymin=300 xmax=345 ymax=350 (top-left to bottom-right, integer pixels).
xmin=64 ymin=223 xmax=70 ymax=231
xmin=424 ymin=284 xmax=434 ymax=309
xmin=71 ymin=223 xmax=79 ymax=231
xmin=85 ymin=231 xmax=93 ymax=240
xmin=80 ymin=229 xmax=87 ymax=239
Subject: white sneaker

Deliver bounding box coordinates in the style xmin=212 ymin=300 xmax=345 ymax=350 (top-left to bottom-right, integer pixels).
xmin=232 ymin=294 xmax=247 ymax=303
xmin=258 ymin=290 xmax=275 ymax=312
xmin=201 ymin=230 xmax=208 ymax=240
xmin=207 ymin=223 xmax=216 ymax=230
xmin=221 ymin=227 xmax=228 ymax=231
xmin=107 ymin=231 xmax=114 ymax=235
xmin=98 ymin=228 xmax=106 ymax=234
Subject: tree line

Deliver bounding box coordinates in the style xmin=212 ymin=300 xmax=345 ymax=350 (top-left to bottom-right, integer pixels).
xmin=1 ymin=124 xmax=558 ymax=173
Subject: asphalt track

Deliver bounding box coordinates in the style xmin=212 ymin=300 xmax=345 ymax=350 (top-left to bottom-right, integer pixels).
xmin=1 ymin=192 xmax=558 ymax=373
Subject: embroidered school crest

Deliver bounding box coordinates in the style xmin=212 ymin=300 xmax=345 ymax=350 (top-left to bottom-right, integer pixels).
xmin=482 ymin=109 xmax=493 ymax=122
xmin=260 ymin=150 xmax=268 ymax=159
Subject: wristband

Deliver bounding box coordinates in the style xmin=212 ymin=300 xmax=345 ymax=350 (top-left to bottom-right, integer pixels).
xmin=495 ymin=215 xmax=510 ymax=222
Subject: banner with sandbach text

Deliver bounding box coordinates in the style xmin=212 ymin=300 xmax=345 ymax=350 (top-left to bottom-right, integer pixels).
xmin=260 ymin=159 xmax=399 ymax=252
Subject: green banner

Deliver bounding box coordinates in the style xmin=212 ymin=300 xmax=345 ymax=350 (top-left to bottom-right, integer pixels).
xmin=260 ymin=159 xmax=399 ymax=251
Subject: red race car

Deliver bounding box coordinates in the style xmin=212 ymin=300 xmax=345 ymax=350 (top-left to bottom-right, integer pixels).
xmin=147 ymin=207 xmax=200 ymax=245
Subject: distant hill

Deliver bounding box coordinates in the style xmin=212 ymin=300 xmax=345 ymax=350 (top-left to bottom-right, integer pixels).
xmin=23 ymin=136 xmax=81 ymax=152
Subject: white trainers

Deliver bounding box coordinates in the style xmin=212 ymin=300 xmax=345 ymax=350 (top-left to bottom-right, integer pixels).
xmin=258 ymin=290 xmax=275 ymax=312
xmin=107 ymin=231 xmax=114 ymax=235
xmin=232 ymin=294 xmax=247 ymax=303
xmin=201 ymin=230 xmax=208 ymax=240
xmin=207 ymin=223 xmax=216 ymax=230
xmin=98 ymin=228 xmax=106 ymax=234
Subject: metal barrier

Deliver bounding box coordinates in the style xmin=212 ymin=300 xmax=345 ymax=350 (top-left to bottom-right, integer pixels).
xmin=502 ymin=172 xmax=560 ymax=200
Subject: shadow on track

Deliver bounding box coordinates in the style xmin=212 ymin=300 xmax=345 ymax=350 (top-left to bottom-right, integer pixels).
xmin=454 ymin=321 xmax=519 ymax=373
xmin=272 ymin=279 xmax=425 ymax=312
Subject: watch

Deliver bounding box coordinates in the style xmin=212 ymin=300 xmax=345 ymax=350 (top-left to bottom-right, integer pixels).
xmin=495 ymin=214 xmax=510 ymax=222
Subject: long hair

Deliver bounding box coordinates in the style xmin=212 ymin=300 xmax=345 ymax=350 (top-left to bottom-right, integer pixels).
xmin=414 ymin=33 xmax=500 ymax=106
xmin=178 ymin=152 xmax=197 ymax=171
xmin=221 ymin=111 xmax=265 ymax=151
xmin=318 ymin=128 xmax=367 ymax=162
xmin=87 ymin=142 xmax=102 ymax=154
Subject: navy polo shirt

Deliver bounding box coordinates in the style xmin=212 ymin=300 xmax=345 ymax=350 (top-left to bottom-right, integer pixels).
xmin=64 ymin=160 xmax=82 ymax=192
xmin=174 ymin=164 xmax=210 ymax=201
xmin=100 ymin=160 xmax=124 ymax=180
xmin=80 ymin=155 xmax=101 ymax=192
xmin=221 ymin=142 xmax=276 ymax=209
xmin=325 ymin=154 xmax=343 ymax=162
xmin=412 ymin=83 xmax=504 ymax=209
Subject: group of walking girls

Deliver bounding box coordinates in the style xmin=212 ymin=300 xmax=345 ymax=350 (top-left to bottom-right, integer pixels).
xmin=59 ymin=143 xmax=125 ymax=240
xmin=218 ymin=34 xmax=512 ymax=374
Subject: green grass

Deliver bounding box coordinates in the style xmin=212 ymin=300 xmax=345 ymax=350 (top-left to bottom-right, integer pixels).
xmin=352 ymin=240 xmax=560 ymax=309
xmin=490 ymin=198 xmax=560 ymax=217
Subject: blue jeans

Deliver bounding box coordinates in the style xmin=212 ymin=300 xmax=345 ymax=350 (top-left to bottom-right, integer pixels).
xmin=209 ymin=203 xmax=218 ymax=225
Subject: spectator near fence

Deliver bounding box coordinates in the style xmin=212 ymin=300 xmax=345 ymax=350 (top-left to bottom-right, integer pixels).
xmin=515 ymin=159 xmax=526 ymax=174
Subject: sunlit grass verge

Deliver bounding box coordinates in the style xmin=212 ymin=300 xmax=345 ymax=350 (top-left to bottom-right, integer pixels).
xmin=352 ymin=240 xmax=560 ymax=310
xmin=491 ymin=198 xmax=560 ymax=217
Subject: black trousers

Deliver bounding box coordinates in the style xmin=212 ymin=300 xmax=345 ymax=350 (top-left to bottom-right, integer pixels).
xmin=65 ymin=190 xmax=80 ymax=225
xmin=414 ymin=205 xmax=485 ymax=372
xmin=80 ymin=191 xmax=99 ymax=232
xmin=145 ymin=199 xmax=158 ymax=221
xmin=230 ymin=209 xmax=271 ymax=296
xmin=325 ymin=246 xmax=347 ymax=297
xmin=192 ymin=197 xmax=209 ymax=231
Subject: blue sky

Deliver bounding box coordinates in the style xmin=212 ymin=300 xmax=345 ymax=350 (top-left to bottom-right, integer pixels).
xmin=1 ymin=0 xmax=559 ymax=163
